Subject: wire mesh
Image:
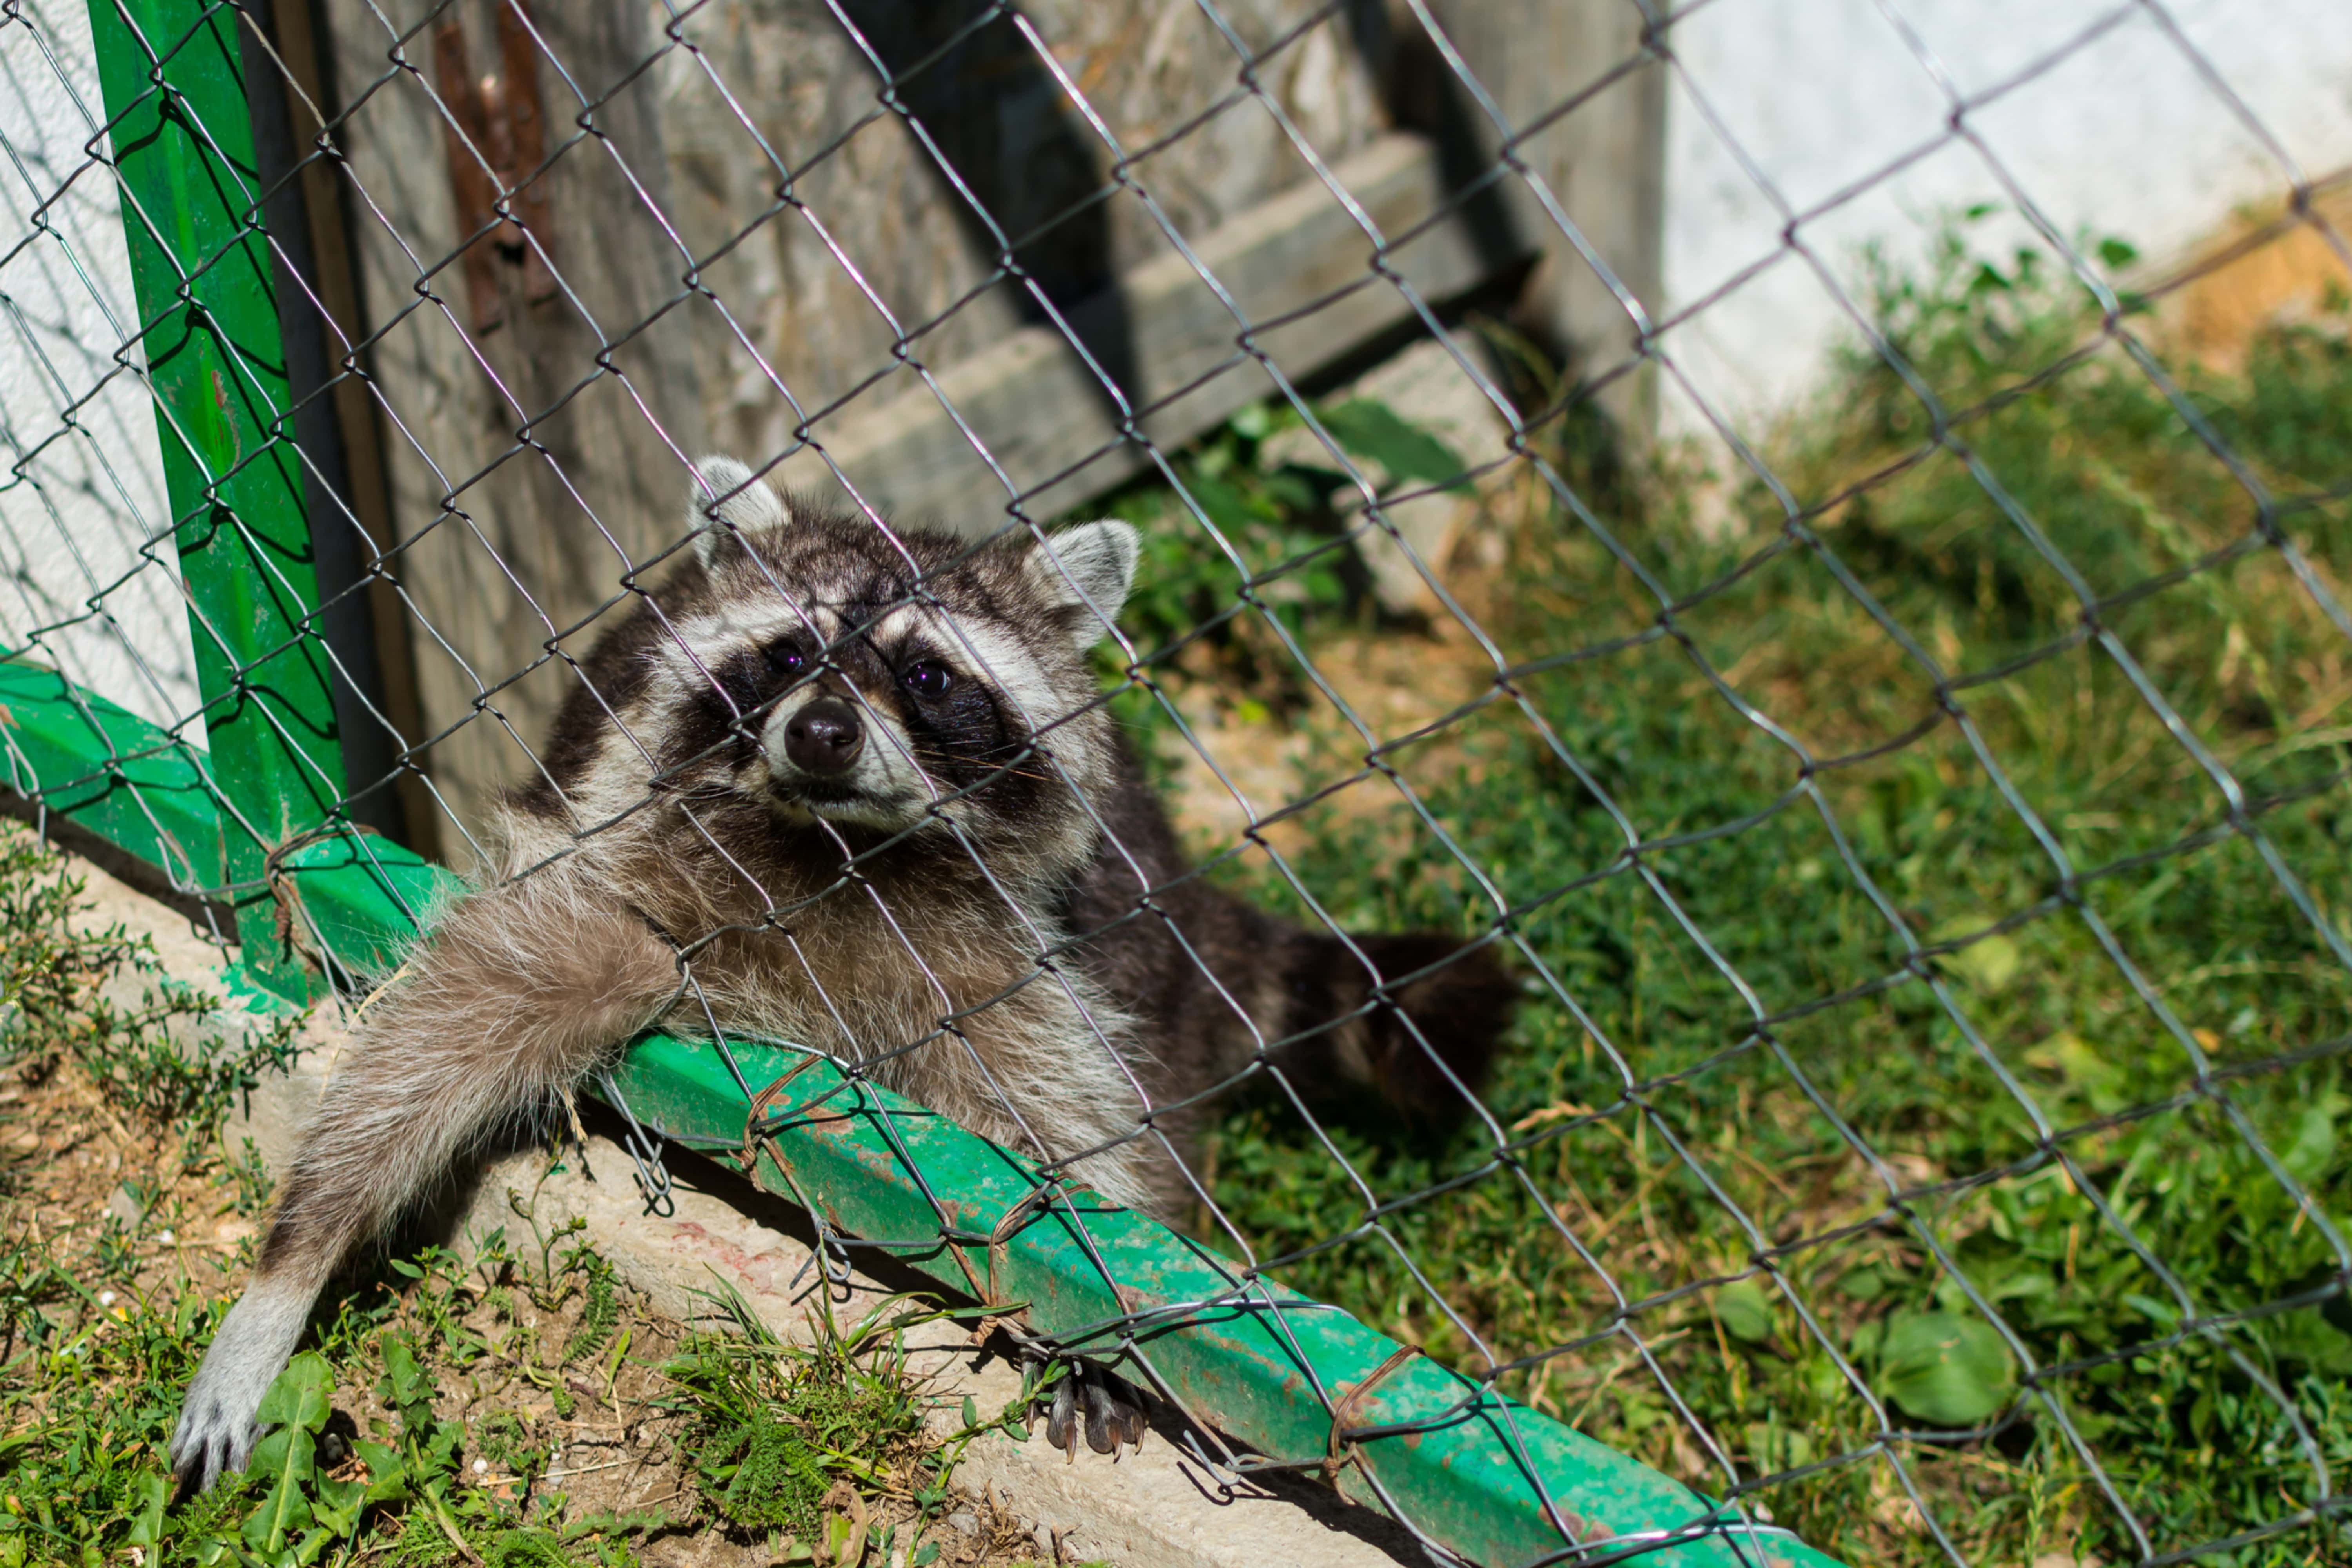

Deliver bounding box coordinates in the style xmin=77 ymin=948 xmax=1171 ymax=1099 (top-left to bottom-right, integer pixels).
xmin=5 ymin=0 xmax=2352 ymax=1562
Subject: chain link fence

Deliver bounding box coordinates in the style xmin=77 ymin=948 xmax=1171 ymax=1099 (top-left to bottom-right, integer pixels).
xmin=5 ymin=0 xmax=2352 ymax=1562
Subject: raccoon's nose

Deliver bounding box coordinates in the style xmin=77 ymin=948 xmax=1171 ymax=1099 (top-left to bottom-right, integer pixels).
xmin=784 ymin=697 xmax=864 ymax=775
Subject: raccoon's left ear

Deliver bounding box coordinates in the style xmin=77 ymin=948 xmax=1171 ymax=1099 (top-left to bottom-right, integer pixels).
xmin=686 ymin=456 xmax=790 ymax=568
xmin=1025 ymin=521 xmax=1139 ymax=646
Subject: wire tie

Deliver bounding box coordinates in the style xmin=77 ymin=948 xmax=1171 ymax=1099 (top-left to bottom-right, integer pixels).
xmin=261 ymin=820 xmax=385 ymax=972
xmin=1321 ymin=1343 xmax=1419 ymax=1484
xmin=599 ymin=1070 xmax=675 ymax=1217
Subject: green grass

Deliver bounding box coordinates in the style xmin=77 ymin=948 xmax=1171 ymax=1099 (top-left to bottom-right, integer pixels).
xmin=657 ymin=1282 xmax=1029 ymax=1563
xmin=1152 ymin=225 xmax=2352 ymax=1564
xmin=0 ymin=1148 xmax=672 ymax=1565
xmin=9 ymin=217 xmax=2347 ymax=1563
xmin=1 ymin=1171 xmax=1013 ymax=1567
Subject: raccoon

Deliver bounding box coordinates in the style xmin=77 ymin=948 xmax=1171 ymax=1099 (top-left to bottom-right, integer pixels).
xmin=170 ymin=458 xmax=1513 ymax=1489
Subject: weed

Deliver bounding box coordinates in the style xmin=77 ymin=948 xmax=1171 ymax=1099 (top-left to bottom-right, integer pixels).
xmin=561 ymin=1253 xmax=619 ymax=1367
xmin=1092 ymin=390 xmax=1466 ymax=728
xmin=220 ymin=1134 xmax=275 ymax=1217
xmin=660 ymin=1281 xmax=1022 ymax=1559
xmin=0 ymin=832 xmax=690 ymax=1564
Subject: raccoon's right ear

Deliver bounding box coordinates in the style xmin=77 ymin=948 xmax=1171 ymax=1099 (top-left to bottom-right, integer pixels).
xmin=1025 ymin=521 xmax=1139 ymax=647
xmin=686 ymin=456 xmax=790 ymax=568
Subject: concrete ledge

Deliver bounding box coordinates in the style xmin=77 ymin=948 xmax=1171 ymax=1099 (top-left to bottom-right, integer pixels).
xmin=443 ymin=1129 xmax=1419 ymax=1568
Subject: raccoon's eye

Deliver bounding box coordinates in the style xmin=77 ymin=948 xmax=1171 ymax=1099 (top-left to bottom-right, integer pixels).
xmin=900 ymin=660 xmax=954 ymax=700
xmin=766 ymin=641 xmax=806 ymax=678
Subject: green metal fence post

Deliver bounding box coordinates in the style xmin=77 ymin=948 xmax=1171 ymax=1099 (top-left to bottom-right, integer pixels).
xmin=85 ymin=0 xmax=348 ymax=998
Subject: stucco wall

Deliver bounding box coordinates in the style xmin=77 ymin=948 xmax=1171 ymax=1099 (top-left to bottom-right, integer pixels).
xmin=1657 ymin=0 xmax=2352 ymax=439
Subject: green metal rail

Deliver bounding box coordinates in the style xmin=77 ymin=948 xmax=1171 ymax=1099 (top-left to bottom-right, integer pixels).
xmin=88 ymin=0 xmax=350 ymax=999
xmin=51 ymin=2 xmax=1847 ymax=1563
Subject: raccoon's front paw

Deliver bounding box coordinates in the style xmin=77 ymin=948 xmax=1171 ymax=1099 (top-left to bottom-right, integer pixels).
xmin=171 ymin=1284 xmax=310 ymax=1491
xmin=170 ymin=1375 xmax=262 ymax=1492
xmin=1044 ymin=1359 xmax=1150 ymax=1460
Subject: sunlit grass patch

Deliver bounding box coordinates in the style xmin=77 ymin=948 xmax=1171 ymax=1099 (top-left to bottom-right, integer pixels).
xmin=1169 ymin=221 xmax=2352 ymax=1565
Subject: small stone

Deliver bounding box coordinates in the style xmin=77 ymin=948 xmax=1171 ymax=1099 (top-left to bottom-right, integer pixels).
xmin=472 ymin=1458 xmax=489 ymax=1475
xmin=106 ymin=1184 xmax=142 ymax=1227
xmin=155 ymin=1229 xmax=176 ymax=1246
xmin=946 ymin=1510 xmax=978 ymax=1537
xmin=96 ymin=1290 xmax=116 ymax=1308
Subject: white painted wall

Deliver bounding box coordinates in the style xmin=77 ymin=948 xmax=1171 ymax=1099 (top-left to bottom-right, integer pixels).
xmin=1657 ymin=0 xmax=2352 ymax=442
xmin=0 ymin=0 xmax=200 ymax=737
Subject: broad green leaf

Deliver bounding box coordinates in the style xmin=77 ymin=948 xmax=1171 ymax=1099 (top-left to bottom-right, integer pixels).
xmin=355 ymin=1438 xmax=411 ymax=1506
xmin=243 ymin=1352 xmax=335 ymax=1554
xmin=1837 ymin=1267 xmax=1886 ymax=1302
xmin=1181 ymin=472 xmax=1259 ymax=536
xmin=1318 ymin=399 xmax=1466 ymax=490
xmin=241 ymin=1423 xmax=317 ymax=1555
xmin=1878 ymin=1311 xmax=2016 ymax=1427
xmin=1714 ymin=1279 xmax=1775 ymax=1346
xmin=310 ymin=1473 xmax=366 ymax=1536
xmin=2282 ymin=1095 xmax=2342 ymax=1185
xmin=1259 ymin=469 xmax=1326 ymax=513
xmin=2022 ymin=1031 xmax=2128 ymax=1113
xmin=124 ymin=1472 xmax=169 ymax=1548
xmin=377 ymin=1333 xmax=435 ymax=1435
xmin=254 ymin=1351 xmax=334 ymax=1436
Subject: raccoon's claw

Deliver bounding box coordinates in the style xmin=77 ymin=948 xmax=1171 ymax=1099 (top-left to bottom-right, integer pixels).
xmin=1044 ymin=1359 xmax=1149 ymax=1460
xmin=169 ymin=1381 xmax=260 ymax=1493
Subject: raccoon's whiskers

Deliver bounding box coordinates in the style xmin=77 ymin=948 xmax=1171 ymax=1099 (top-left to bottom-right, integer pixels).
xmin=911 ymin=746 xmax=1056 ymax=785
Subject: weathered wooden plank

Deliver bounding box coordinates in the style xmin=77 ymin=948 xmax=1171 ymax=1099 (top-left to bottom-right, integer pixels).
xmin=317 ymin=0 xmax=708 ymax=860
xmin=657 ymin=0 xmax=1400 ymax=470
xmin=1417 ymin=0 xmax=1666 ymax=437
xmin=810 ymin=132 xmax=1517 ymax=531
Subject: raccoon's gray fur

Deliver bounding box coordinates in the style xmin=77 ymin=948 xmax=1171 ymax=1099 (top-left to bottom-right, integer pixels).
xmin=170 ymin=458 xmax=1512 ymax=1490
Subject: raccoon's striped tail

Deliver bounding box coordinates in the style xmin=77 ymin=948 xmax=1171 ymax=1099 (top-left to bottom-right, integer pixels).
xmin=1266 ymin=928 xmax=1514 ymax=1130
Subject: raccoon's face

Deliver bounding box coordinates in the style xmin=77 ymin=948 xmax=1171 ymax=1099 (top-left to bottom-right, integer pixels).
xmin=615 ymin=458 xmax=1137 ymax=877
